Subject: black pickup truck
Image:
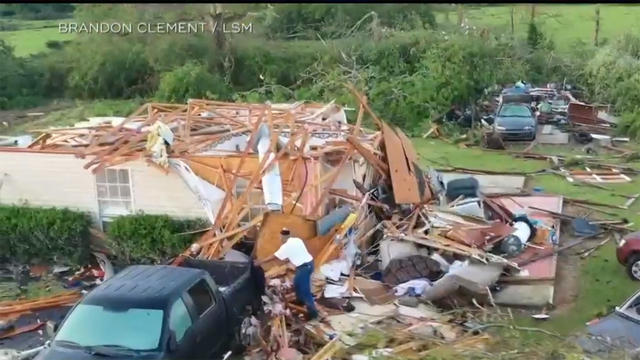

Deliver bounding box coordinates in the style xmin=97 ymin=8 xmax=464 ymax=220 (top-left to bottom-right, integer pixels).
xmin=34 ymin=258 xmax=264 ymax=360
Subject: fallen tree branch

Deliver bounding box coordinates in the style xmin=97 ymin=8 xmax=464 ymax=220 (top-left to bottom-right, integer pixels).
xmin=470 ymin=323 xmax=563 ymax=339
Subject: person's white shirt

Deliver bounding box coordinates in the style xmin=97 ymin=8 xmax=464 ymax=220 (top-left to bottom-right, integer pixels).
xmin=274 ymin=237 xmax=313 ymax=267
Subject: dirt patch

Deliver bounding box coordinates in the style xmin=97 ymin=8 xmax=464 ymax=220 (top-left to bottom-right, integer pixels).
xmin=550 ymin=207 xmax=608 ymax=315
xmin=552 ymin=239 xmax=582 ymax=313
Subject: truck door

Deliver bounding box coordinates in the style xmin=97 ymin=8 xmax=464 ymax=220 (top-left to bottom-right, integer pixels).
xmin=167 ymin=296 xmax=196 ymax=359
xmin=183 ymin=278 xmax=226 ymax=357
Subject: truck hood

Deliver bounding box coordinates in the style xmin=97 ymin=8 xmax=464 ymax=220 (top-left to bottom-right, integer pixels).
xmin=495 ymin=116 xmax=535 ymax=129
xmin=581 ymin=312 xmax=640 ymax=351
xmin=35 ymin=345 xmax=162 ymax=360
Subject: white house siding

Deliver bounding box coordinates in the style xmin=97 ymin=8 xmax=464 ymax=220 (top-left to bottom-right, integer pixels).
xmin=0 ymin=150 xmax=206 ymax=224
xmin=126 ymin=161 xmax=206 ymax=219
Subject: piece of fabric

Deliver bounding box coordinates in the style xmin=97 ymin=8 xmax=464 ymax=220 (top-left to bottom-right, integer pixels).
xmin=274 ymin=237 xmax=313 ymax=267
xmin=394 ymin=278 xmax=432 ymax=297
xmin=294 ymin=262 xmax=318 ymax=319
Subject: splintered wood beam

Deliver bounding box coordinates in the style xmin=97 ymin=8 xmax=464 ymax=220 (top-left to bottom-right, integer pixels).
xmin=346 ymin=135 xmax=388 ymax=177
xmin=310 ymin=147 xmax=356 ymax=216
xmin=212 ymin=111 xmax=265 ymax=230
xmin=352 ymin=98 xmax=365 ymax=137
xmin=224 ymin=131 xmax=300 ymax=233
xmin=346 ymin=83 xmax=383 ymax=129
xmin=83 ymin=132 xmax=136 ymax=169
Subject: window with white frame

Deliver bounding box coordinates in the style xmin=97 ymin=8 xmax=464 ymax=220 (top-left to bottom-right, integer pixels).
xmin=234 ymin=178 xmax=267 ymax=224
xmin=96 ymin=168 xmax=133 ymax=227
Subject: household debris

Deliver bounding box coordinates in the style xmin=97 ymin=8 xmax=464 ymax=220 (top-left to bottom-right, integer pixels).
xmin=2 ymin=84 xmax=637 ymax=358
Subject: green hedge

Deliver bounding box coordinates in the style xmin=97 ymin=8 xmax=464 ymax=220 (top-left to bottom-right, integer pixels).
xmin=0 ymin=205 xmax=91 ymax=265
xmin=107 ymin=214 xmax=207 ymax=264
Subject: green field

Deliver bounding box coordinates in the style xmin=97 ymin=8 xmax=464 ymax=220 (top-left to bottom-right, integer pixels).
xmin=3 ymin=5 xmax=640 ymax=57
xmin=438 ymin=4 xmax=640 ymax=50
xmin=0 ymin=18 xmax=75 ymax=56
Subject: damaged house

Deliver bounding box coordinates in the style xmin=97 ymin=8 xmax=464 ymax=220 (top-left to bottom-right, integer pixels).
xmin=0 ymin=100 xmax=381 ymax=235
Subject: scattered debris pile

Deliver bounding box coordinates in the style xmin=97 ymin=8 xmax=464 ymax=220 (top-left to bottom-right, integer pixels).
xmin=471 ymin=81 xmax=629 ymax=147
xmin=2 ymin=85 xmax=637 ymax=359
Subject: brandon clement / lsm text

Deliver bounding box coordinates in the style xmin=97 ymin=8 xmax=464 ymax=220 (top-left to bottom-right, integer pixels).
xmin=59 ymin=22 xmax=254 ymax=34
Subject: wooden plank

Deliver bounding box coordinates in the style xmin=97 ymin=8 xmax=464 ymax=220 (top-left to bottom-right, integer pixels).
xmin=310 ymin=336 xmax=342 ymax=360
xmin=396 ymin=126 xmax=417 ymax=171
xmin=211 ymin=114 xmax=264 ymax=231
xmin=347 ymin=84 xmax=383 ymax=128
xmin=352 ymin=99 xmax=365 ymax=137
xmin=382 ymin=123 xmax=421 ymax=204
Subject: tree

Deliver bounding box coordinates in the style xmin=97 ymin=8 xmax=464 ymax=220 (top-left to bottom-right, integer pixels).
xmin=527 ymin=21 xmax=544 ymax=49
xmin=594 ymin=6 xmax=601 ymax=47
xmin=510 ymin=6 xmax=515 ymax=35
xmin=0 ymin=40 xmax=45 ymax=109
xmin=65 ymin=38 xmax=153 ymax=99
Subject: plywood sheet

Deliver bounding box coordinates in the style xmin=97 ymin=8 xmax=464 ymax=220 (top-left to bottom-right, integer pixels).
xmin=353 ymin=277 xmax=396 ymax=305
xmin=255 ymin=212 xmax=318 ymax=270
xmin=382 ymin=123 xmax=420 ymax=204
xmin=493 ymin=283 xmax=555 ymax=307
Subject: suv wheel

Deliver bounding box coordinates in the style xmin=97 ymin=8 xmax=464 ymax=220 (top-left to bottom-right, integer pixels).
xmin=627 ymin=254 xmax=640 ymax=281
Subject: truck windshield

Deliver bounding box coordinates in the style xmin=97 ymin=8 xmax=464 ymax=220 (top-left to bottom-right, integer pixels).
xmin=55 ymin=304 xmax=164 ymax=351
xmin=498 ymin=105 xmax=531 ymax=117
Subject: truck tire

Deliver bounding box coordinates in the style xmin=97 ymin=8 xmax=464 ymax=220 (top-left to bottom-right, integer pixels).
xmin=229 ymin=318 xmax=249 ymax=355
xmin=230 ymin=327 xmax=247 ymax=355
xmin=627 ymin=254 xmax=640 ymax=281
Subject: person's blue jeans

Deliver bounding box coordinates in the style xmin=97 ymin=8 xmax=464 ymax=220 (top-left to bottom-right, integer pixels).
xmin=294 ymin=261 xmax=318 ymax=319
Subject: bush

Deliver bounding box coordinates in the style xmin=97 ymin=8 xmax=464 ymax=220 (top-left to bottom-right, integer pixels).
xmin=155 ymin=62 xmax=231 ymax=103
xmin=45 ymin=40 xmax=64 ymax=50
xmin=619 ymin=110 xmax=640 ymax=140
xmin=0 ymin=205 xmax=91 ymax=265
xmin=107 ymin=214 xmax=207 ymax=264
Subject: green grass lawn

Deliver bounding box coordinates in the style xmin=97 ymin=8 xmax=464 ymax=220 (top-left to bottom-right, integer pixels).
xmin=0 ymin=99 xmax=144 ymax=136
xmin=437 ymin=4 xmax=640 ymax=51
xmin=0 ymin=18 xmax=75 ymax=56
xmin=414 ymin=138 xmax=640 ymax=335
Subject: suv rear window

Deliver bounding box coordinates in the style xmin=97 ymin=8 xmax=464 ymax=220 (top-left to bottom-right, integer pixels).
xmin=187 ymin=279 xmax=214 ymax=316
xmin=499 ymin=104 xmax=532 ymax=117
